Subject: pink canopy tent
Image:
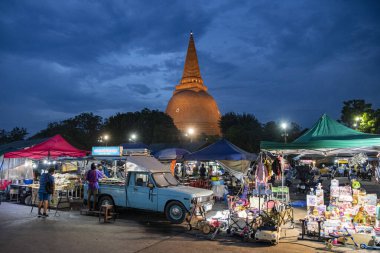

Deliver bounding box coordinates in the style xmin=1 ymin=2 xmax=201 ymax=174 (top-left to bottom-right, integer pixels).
xmin=4 ymin=134 xmax=88 ymax=159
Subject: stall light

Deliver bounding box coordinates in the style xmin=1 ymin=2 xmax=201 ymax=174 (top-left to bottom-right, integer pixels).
xmin=53 ymin=161 xmax=56 ymax=164
xmin=32 ymin=164 xmax=37 ymax=169
xmin=43 ymin=160 xmax=48 ymax=164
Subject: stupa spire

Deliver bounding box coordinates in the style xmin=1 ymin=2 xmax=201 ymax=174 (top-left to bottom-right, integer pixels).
xmin=180 ymin=32 xmax=204 ymax=87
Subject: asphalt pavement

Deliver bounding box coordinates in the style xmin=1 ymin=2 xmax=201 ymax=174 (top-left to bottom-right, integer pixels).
xmin=1 ymin=177 xmax=376 ymax=253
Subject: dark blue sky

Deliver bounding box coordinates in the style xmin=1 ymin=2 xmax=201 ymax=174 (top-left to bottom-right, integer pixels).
xmin=1 ymin=0 xmax=379 ymax=135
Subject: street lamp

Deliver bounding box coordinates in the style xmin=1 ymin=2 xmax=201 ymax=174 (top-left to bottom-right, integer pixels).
xmin=353 ymin=116 xmax=361 ymax=130
xmin=104 ymin=135 xmax=109 ymax=146
xmin=98 ymin=134 xmax=110 ymax=146
xmin=129 ymin=133 xmax=137 ymax=143
xmin=280 ymin=122 xmax=288 ymax=143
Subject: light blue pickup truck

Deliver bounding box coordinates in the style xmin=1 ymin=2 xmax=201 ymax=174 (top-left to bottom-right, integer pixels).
xmin=84 ymin=156 xmax=214 ymax=224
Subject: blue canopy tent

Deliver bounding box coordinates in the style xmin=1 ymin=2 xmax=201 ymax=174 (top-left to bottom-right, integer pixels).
xmin=185 ymin=139 xmax=256 ymax=161
xmin=184 ymin=139 xmax=257 ymax=179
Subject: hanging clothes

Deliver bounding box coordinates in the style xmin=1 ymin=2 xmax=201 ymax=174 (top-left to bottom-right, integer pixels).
xmin=255 ymin=161 xmax=268 ymax=190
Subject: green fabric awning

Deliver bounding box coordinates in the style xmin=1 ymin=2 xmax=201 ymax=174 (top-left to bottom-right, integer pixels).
xmin=260 ymin=114 xmax=380 ymax=155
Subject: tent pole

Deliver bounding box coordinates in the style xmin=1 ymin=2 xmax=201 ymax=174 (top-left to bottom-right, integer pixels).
xmin=7 ymin=158 xmax=10 ymax=180
xmin=281 ymin=153 xmax=285 ymax=202
xmin=0 ymin=158 xmax=4 ymax=180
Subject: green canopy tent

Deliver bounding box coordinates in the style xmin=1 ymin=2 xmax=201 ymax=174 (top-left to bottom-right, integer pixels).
xmin=261 ymin=114 xmax=380 ymax=155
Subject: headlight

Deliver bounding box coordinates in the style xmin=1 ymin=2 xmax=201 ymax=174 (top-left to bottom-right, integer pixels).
xmin=191 ymin=197 xmax=202 ymax=204
xmin=192 ymin=195 xmax=213 ymax=204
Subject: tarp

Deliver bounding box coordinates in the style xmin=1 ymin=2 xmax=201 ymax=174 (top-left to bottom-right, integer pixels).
xmin=154 ymin=148 xmax=190 ymax=160
xmin=125 ymin=156 xmax=169 ymax=172
xmin=261 ymin=114 xmax=380 ymax=155
xmin=4 ymin=134 xmax=88 ymax=159
xmin=185 ymin=139 xmax=257 ymax=161
xmin=217 ymin=160 xmax=251 ymax=180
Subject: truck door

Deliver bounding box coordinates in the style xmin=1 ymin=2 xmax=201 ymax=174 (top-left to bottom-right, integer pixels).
xmin=127 ymin=172 xmax=157 ymax=211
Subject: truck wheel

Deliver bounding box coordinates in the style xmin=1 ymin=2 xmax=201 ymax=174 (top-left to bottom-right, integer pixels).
xmin=165 ymin=201 xmax=187 ymax=224
xmin=98 ymin=195 xmax=114 ymax=207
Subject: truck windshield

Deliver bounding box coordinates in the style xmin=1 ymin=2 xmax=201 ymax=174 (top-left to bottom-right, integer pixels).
xmin=152 ymin=173 xmax=179 ymax=187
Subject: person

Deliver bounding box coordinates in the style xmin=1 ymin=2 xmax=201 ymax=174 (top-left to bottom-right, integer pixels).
xmin=199 ymin=164 xmax=206 ymax=178
xmin=86 ymin=163 xmax=103 ymax=210
xmin=208 ymin=166 xmax=213 ymax=177
xmin=38 ymin=167 xmax=55 ymax=218
xmin=192 ymin=165 xmax=199 ymax=176
xmin=97 ymin=164 xmax=107 ymax=178
xmin=100 ymin=161 xmax=111 ymax=178
xmin=174 ymin=164 xmax=180 ymax=178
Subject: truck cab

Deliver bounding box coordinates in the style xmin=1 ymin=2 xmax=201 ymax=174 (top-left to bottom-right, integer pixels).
xmin=84 ymin=155 xmax=214 ymax=224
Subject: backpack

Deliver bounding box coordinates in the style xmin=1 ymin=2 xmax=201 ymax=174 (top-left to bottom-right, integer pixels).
xmin=45 ymin=175 xmax=53 ymax=194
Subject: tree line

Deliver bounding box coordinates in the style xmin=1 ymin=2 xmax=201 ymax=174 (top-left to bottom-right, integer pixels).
xmin=1 ymin=100 xmax=379 ymax=153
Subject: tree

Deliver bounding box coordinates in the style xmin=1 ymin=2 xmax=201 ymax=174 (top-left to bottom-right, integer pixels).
xmin=32 ymin=113 xmax=103 ymax=149
xmin=220 ymin=112 xmax=262 ymax=152
xmin=340 ymin=100 xmax=373 ymax=127
xmin=262 ymin=121 xmax=302 ymax=143
xmin=103 ymin=108 xmax=180 ymax=145
xmin=0 ymin=127 xmax=28 ymax=144
xmin=8 ymin=127 xmax=28 ymax=142
xmin=340 ymin=99 xmax=380 ymax=134
xmin=358 ymin=109 xmax=380 ymax=134
xmin=262 ymin=121 xmax=282 ymax=142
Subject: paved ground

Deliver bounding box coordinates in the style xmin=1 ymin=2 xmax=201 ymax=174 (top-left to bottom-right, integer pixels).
xmin=0 ymin=176 xmax=376 ymax=253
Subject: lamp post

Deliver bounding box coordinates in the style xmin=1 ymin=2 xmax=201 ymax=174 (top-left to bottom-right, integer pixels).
xmin=104 ymin=135 xmax=109 ymax=146
xmin=281 ymin=122 xmax=288 ymax=143
xmin=98 ymin=135 xmax=110 ymax=146
xmin=280 ymin=122 xmax=289 ymax=201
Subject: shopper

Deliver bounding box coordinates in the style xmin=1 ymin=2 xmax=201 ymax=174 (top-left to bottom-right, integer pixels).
xmin=38 ymin=167 xmax=55 ymax=218
xmin=199 ymin=164 xmax=206 ymax=178
xmin=86 ymin=163 xmax=103 ymax=210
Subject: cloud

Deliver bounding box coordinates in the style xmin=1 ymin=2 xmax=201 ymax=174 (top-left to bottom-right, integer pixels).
xmin=0 ymin=0 xmax=379 ymax=134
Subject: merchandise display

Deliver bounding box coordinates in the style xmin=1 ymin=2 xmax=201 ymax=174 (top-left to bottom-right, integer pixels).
xmin=99 ymin=177 xmax=125 ymax=185
xmin=301 ymin=178 xmax=380 ymax=248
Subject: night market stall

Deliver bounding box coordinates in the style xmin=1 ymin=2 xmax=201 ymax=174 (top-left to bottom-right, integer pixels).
xmin=153 ymin=148 xmax=190 ymax=176
xmin=184 ymin=139 xmax=257 ymax=198
xmin=261 ymin=114 xmax=380 ymax=249
xmin=1 ymin=134 xmax=88 ymax=207
xmin=183 ymin=140 xmax=296 ymax=244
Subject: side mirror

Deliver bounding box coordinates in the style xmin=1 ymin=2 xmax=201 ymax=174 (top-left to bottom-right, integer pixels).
xmin=148 ymin=183 xmax=154 ymax=189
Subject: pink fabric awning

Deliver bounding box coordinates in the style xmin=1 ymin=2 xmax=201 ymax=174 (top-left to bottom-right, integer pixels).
xmin=4 ymin=134 xmax=88 ymax=159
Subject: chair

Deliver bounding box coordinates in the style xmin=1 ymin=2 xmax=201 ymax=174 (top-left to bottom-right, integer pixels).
xmin=9 ymin=188 xmax=19 ymax=202
xmin=99 ymin=204 xmax=116 ymax=223
xmin=271 ymin=186 xmax=290 ymax=203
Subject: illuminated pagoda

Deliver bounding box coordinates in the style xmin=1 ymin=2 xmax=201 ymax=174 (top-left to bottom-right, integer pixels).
xmin=166 ymin=32 xmax=221 ymax=136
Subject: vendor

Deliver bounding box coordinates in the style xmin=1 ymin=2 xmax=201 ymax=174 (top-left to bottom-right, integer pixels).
xmin=98 ymin=162 xmax=110 ymax=178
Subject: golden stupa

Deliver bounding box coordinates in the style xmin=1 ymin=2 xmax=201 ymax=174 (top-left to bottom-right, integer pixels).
xmin=166 ymin=33 xmax=221 ymax=136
